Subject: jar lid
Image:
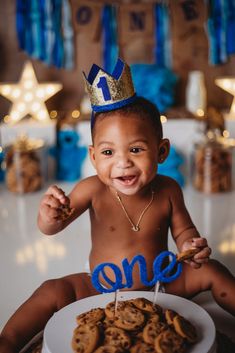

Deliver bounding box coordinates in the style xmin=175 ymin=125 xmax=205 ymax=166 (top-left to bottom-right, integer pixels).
xmin=196 ymin=130 xmax=233 ymax=150
xmin=10 ymin=135 xmax=45 ymax=152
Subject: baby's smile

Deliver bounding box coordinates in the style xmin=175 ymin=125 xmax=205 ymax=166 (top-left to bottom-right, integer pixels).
xmin=115 ymin=175 xmax=137 ymax=186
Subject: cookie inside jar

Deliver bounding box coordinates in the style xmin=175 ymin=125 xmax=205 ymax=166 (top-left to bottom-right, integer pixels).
xmin=5 ymin=135 xmax=46 ymax=193
xmin=72 ymin=298 xmax=198 ymax=353
xmin=193 ymin=131 xmax=233 ymax=194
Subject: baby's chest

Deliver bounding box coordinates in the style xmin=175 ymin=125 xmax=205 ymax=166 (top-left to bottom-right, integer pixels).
xmin=90 ymin=199 xmax=170 ymax=236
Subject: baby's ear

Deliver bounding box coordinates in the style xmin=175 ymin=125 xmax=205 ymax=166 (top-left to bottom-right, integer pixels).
xmin=158 ymin=139 xmax=170 ymax=163
xmin=89 ymin=145 xmax=96 ymax=168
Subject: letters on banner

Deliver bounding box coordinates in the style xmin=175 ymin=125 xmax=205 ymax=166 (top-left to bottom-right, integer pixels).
xmin=70 ymin=0 xmax=103 ymax=41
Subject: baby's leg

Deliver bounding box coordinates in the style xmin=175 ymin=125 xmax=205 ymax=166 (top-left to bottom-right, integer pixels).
xmin=0 ymin=272 xmax=97 ymax=353
xmin=165 ymin=259 xmax=235 ymax=316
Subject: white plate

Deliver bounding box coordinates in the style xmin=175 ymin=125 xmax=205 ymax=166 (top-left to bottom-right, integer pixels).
xmin=42 ymin=291 xmax=216 ymax=353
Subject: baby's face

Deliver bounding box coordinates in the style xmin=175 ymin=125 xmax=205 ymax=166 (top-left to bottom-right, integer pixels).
xmin=89 ymin=113 xmax=164 ymax=195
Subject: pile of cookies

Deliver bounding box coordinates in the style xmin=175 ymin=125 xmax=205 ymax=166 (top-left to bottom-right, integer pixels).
xmin=72 ymin=297 xmax=198 ymax=353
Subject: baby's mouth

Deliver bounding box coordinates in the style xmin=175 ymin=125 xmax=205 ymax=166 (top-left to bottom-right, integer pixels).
xmin=116 ymin=175 xmax=137 ymax=185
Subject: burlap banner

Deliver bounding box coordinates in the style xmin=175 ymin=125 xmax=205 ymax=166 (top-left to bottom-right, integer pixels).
xmin=118 ymin=3 xmax=155 ymax=63
xmin=118 ymin=3 xmax=154 ymax=45
xmin=70 ymin=0 xmax=103 ymax=41
xmin=170 ymin=0 xmax=208 ymax=70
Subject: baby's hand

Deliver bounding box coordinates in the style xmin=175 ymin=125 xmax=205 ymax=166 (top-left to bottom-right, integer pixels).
xmin=39 ymin=185 xmax=71 ymax=224
xmin=180 ymin=237 xmax=211 ymax=269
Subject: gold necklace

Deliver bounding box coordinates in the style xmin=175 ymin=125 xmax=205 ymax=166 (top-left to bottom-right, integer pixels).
xmin=115 ymin=189 xmax=155 ymax=232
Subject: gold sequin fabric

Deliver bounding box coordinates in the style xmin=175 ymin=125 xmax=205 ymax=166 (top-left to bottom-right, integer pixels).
xmin=83 ymin=63 xmax=135 ymax=107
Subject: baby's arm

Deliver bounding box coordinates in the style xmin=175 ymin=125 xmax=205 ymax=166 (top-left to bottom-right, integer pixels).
xmin=168 ymin=179 xmax=211 ymax=268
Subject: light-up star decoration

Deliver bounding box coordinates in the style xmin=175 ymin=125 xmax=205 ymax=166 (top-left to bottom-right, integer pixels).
xmin=0 ymin=61 xmax=62 ymax=124
xmin=215 ymin=77 xmax=235 ymax=116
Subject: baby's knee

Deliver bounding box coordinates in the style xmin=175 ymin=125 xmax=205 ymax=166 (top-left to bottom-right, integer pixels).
xmin=205 ymin=259 xmax=228 ymax=274
xmin=36 ymin=279 xmax=59 ymax=296
xmin=33 ymin=278 xmax=69 ymax=308
xmin=201 ymin=259 xmax=230 ymax=287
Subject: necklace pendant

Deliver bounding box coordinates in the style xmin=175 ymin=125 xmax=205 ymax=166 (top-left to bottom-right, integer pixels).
xmin=132 ymin=225 xmax=140 ymax=232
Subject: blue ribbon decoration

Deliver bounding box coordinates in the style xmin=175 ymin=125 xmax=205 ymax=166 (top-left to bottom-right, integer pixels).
xmin=16 ymin=0 xmax=74 ymax=69
xmin=43 ymin=0 xmax=54 ymax=66
xmin=91 ymin=251 xmax=182 ymax=293
xmin=154 ymin=4 xmax=164 ymax=67
xmin=61 ymin=0 xmax=74 ymax=69
xmin=38 ymin=0 xmax=46 ymax=61
xmin=220 ymin=0 xmax=228 ymax=63
xmin=162 ymin=5 xmax=172 ymax=69
xmin=51 ymin=0 xmax=64 ymax=68
xmin=30 ymin=0 xmax=42 ymax=59
xmin=226 ymin=0 xmax=235 ymax=54
xmin=102 ymin=4 xmax=119 ymax=73
xmin=16 ymin=0 xmax=27 ymax=50
xmin=154 ymin=3 xmax=172 ymax=69
xmin=207 ymin=0 xmax=235 ymax=65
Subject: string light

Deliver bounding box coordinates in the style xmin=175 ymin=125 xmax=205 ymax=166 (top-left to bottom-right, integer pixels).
xmin=223 ymin=130 xmax=230 ymax=138
xmin=160 ymin=115 xmax=167 ymax=124
xmin=3 ymin=115 xmax=11 ymax=124
xmin=71 ymin=110 xmax=80 ymax=119
xmin=50 ymin=110 xmax=58 ymax=119
xmin=196 ymin=109 xmax=205 ymax=118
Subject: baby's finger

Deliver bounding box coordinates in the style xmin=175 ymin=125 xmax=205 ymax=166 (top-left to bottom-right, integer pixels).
xmin=45 ymin=185 xmax=67 ymax=204
xmin=43 ymin=194 xmax=63 ymax=209
xmin=191 ymin=237 xmax=208 ymax=248
xmin=194 ymin=246 xmax=211 ymax=261
xmin=193 ymin=258 xmax=209 ymax=264
xmin=186 ymin=260 xmax=201 ymax=269
xmin=40 ymin=204 xmax=62 ymax=222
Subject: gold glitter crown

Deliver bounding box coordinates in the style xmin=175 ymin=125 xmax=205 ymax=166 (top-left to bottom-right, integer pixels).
xmin=83 ymin=58 xmax=136 ymax=113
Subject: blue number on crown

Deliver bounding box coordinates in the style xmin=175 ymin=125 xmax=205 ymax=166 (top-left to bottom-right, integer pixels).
xmin=91 ymin=251 xmax=182 ymax=293
xmin=97 ymin=76 xmax=111 ymax=101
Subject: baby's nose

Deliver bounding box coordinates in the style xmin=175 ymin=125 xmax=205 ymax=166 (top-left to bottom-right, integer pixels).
xmin=116 ymin=154 xmax=133 ymax=168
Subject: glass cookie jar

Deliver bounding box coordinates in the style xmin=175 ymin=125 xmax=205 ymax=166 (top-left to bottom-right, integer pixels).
xmin=193 ymin=134 xmax=233 ymax=193
xmin=5 ymin=135 xmax=46 ymax=193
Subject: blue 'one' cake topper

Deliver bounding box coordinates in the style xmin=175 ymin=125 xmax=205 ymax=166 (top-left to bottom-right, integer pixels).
xmin=91 ymin=251 xmax=182 ymax=293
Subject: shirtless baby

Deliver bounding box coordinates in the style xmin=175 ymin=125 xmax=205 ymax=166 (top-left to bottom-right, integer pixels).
xmin=1 ymin=60 xmax=235 ymax=353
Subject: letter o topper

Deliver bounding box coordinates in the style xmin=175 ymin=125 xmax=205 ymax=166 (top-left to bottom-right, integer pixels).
xmin=76 ymin=6 xmax=92 ymax=25
xmin=91 ymin=263 xmax=125 ymax=293
xmin=91 ymin=251 xmax=182 ymax=293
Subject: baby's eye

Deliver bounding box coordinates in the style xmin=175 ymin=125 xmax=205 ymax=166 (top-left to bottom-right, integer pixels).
xmin=101 ymin=149 xmax=113 ymax=156
xmin=130 ymin=147 xmax=143 ymax=153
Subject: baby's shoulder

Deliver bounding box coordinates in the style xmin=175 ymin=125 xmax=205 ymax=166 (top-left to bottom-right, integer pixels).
xmin=72 ymin=175 xmax=106 ymax=194
xmin=155 ymin=174 xmax=182 ymax=194
xmin=69 ymin=176 xmax=106 ymax=206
